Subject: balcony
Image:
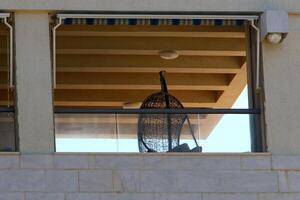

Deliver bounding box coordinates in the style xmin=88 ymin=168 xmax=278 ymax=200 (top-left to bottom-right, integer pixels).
xmin=55 ymin=108 xmax=260 ymax=153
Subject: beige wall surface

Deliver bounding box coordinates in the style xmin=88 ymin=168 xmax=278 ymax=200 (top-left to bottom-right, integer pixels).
xmin=0 ymin=153 xmax=300 ymax=199
xmin=15 ymin=12 xmax=55 ymax=153
xmin=0 ymin=0 xmax=299 ymax=13
xmin=3 ymin=1 xmax=300 ymax=154
xmin=263 ymin=15 xmax=300 ymax=155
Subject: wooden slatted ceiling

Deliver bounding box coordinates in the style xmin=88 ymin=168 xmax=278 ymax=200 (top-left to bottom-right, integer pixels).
xmin=53 ymin=24 xmax=247 ymax=140
xmin=57 ymin=55 xmax=243 ymax=74
xmin=54 ymin=25 xmax=246 ymax=107
xmin=0 ymin=24 xmax=11 ymax=107
xmin=56 ymin=72 xmax=233 ymax=91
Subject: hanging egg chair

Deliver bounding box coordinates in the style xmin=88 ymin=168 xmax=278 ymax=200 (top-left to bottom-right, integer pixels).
xmin=137 ymin=71 xmax=202 ymax=153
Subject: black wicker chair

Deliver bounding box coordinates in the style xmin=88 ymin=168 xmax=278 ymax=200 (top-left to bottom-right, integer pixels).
xmin=137 ymin=71 xmax=202 ymax=153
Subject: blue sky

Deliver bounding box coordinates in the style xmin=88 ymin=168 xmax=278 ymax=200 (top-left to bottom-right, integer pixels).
xmin=56 ymin=87 xmax=250 ymax=153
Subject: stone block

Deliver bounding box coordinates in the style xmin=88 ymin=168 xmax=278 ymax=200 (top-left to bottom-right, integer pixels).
xmin=0 ymin=192 xmax=24 ymax=200
xmin=176 ymin=170 xmax=278 ymax=192
xmin=241 ymin=156 xmax=271 ymax=170
xmin=272 ymin=156 xmax=300 ymax=170
xmin=287 ymin=172 xmax=300 ymax=192
xmin=113 ymin=170 xmax=140 ymax=192
xmin=46 ymin=170 xmax=78 ymax=192
xmin=258 ymin=193 xmax=300 ymax=200
xmin=91 ymin=155 xmax=143 ymax=170
xmin=20 ymin=155 xmax=53 ymax=169
xmin=54 ymin=155 xmax=90 ymax=169
xmin=66 ymin=193 xmax=101 ymax=200
xmin=203 ymin=193 xmax=257 ymax=200
xmin=154 ymin=193 xmax=202 ymax=200
xmin=79 ymin=170 xmax=113 ymax=192
xmin=144 ymin=155 xmax=241 ymax=170
xmin=0 ymin=156 xmax=19 ymax=169
xmin=101 ymin=193 xmax=154 ymax=200
xmin=25 ymin=193 xmax=64 ymax=200
xmin=0 ymin=170 xmax=45 ymax=192
xmin=278 ymin=171 xmax=289 ymax=192
xmin=140 ymin=170 xmax=178 ymax=192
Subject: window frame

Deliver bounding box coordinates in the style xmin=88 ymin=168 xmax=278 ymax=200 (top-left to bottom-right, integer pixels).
xmin=0 ymin=13 xmax=17 ymax=152
xmin=51 ymin=13 xmax=266 ymax=153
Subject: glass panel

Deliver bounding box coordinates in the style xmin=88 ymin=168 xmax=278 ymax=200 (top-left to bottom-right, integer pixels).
xmin=197 ymin=114 xmax=251 ymax=153
xmin=55 ymin=113 xmax=253 ymax=153
xmin=0 ymin=112 xmax=15 ymax=151
xmin=55 ymin=114 xmax=117 ymax=152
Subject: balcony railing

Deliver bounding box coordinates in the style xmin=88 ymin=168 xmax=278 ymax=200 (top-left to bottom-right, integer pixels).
xmin=0 ymin=107 xmax=16 ymax=151
xmin=54 ymin=108 xmax=261 ymax=153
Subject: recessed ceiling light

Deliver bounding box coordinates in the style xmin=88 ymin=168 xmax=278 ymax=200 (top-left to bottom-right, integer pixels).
xmin=159 ymin=50 xmax=179 ymax=60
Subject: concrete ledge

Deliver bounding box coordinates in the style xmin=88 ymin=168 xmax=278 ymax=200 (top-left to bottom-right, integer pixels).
xmin=54 ymin=152 xmax=271 ymax=156
xmin=0 ymin=152 xmax=20 ymax=155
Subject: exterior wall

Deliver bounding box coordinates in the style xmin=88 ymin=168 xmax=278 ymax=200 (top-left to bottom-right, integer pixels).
xmin=0 ymin=0 xmax=298 ymax=154
xmin=7 ymin=4 xmax=300 ymax=154
xmin=2 ymin=1 xmax=299 ymax=154
xmin=1 ymin=2 xmax=300 ymax=199
xmin=0 ymin=153 xmax=300 ymax=200
xmin=263 ymin=14 xmax=300 ymax=154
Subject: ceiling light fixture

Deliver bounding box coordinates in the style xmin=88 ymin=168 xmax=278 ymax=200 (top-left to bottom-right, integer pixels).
xmin=159 ymin=50 xmax=179 ymax=60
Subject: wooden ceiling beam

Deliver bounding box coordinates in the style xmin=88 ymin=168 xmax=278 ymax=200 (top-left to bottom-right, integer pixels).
xmin=54 ymin=89 xmax=219 ymax=105
xmin=215 ymin=62 xmax=247 ymax=107
xmin=0 ymin=55 xmax=8 ymax=66
xmin=57 ymin=49 xmax=246 ymax=57
xmin=56 ymin=66 xmax=240 ymax=74
xmin=0 ymin=89 xmax=14 ymax=106
xmin=0 ymin=31 xmax=8 ymax=36
xmin=0 ymin=72 xmax=8 ymax=83
xmin=57 ymin=55 xmax=243 ymax=69
xmin=0 ymin=49 xmax=8 ymax=54
xmin=0 ymin=101 xmax=13 ymax=106
xmin=57 ymin=31 xmax=245 ymax=38
xmin=56 ymin=54 xmax=244 ymax=70
xmin=0 ymin=67 xmax=7 ymax=72
xmin=0 ymin=84 xmax=9 ymax=89
xmin=56 ymin=84 xmax=227 ymax=91
xmin=56 ymin=37 xmax=245 ymax=52
xmin=197 ymin=61 xmax=248 ymax=139
xmin=56 ymin=72 xmax=232 ymax=86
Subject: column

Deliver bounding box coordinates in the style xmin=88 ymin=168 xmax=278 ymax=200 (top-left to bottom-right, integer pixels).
xmin=15 ymin=12 xmax=54 ymax=153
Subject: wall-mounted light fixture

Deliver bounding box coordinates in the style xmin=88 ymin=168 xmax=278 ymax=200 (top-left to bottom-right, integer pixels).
xmin=260 ymin=10 xmax=288 ymax=44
